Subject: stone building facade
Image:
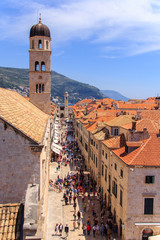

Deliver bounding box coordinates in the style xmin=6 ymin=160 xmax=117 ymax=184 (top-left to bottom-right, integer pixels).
xmin=73 ymin=104 xmax=160 ymax=240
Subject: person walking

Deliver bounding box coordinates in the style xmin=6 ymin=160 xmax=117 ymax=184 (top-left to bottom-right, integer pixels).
xmin=59 ymin=223 xmax=63 ymax=236
xmin=87 ymin=224 xmax=91 ymax=235
xmin=77 ymin=218 xmax=81 ymax=229
xmin=82 ymin=223 xmax=87 ymax=236
xmin=93 ymin=225 xmax=96 ymax=237
xmin=77 ymin=210 xmax=81 ymax=219
xmin=54 ymin=223 xmax=59 ymax=235
xmin=73 ymin=202 xmax=77 ymax=211
xmin=73 ymin=220 xmax=76 ymax=231
xmin=64 ymin=224 xmax=69 ymax=237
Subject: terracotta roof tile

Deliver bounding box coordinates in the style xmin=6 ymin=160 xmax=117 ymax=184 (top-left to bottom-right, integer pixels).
xmin=103 ymin=136 xmax=121 ymax=149
xmin=0 ymin=88 xmax=49 ymax=144
xmin=0 ymin=203 xmax=23 ymax=240
xmin=113 ymin=134 xmax=160 ymax=166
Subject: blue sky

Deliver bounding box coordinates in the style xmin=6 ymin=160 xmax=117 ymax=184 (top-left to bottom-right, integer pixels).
xmin=1 ymin=0 xmax=160 ymax=99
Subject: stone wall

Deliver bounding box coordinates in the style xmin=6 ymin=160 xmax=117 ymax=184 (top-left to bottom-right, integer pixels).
xmin=0 ymin=120 xmax=40 ymax=203
xmin=126 ymin=167 xmax=160 ymax=239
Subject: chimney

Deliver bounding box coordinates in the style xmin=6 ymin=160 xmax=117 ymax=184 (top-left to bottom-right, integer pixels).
xmin=132 ymin=121 xmax=136 ymax=131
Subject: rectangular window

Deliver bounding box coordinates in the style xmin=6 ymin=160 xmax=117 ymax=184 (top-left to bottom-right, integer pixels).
xmin=91 ymin=139 xmax=93 ymax=145
xmin=120 ymin=169 xmax=123 ymax=178
xmin=115 ymin=163 xmax=117 ymax=171
xmin=112 ymin=181 xmax=117 ymax=198
xmin=144 ymin=198 xmax=154 ymax=215
xmin=105 ymin=153 xmax=108 ymax=159
xmin=102 ymin=150 xmax=104 ymax=156
xmin=145 ymin=176 xmax=155 ymax=184
xmin=96 ymin=144 xmax=98 ymax=149
xmin=105 ymin=169 xmax=107 ymax=181
xmin=85 ymin=143 xmax=88 ymax=152
xmin=102 ymin=165 xmax=104 ymax=176
xmin=114 ymin=128 xmax=119 ymax=136
xmin=120 ymin=190 xmax=123 ymax=207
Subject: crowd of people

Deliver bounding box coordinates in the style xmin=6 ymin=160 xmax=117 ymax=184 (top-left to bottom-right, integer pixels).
xmin=51 ymin=119 xmax=118 ymax=239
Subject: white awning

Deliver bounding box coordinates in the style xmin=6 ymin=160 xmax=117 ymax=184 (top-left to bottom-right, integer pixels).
xmin=149 ymin=236 xmax=160 ymax=240
xmin=51 ymin=142 xmax=62 ymax=154
xmin=135 ymin=223 xmax=160 ymax=226
xmin=51 ymin=142 xmax=62 ymax=150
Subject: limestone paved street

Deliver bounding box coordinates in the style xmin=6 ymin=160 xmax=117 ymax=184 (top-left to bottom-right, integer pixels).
xmin=46 ymin=161 xmax=108 ymax=240
xmin=46 ymin=162 xmax=86 ymax=240
xmin=46 ymin=160 xmax=120 ymax=240
xmin=46 ymin=119 xmax=119 ymax=240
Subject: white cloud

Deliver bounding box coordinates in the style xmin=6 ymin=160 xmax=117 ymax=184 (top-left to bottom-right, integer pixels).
xmin=1 ymin=0 xmax=160 ymax=55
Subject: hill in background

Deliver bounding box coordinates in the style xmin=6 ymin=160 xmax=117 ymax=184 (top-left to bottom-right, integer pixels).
xmin=0 ymin=66 xmax=129 ymax=104
xmin=101 ymin=89 xmax=129 ymax=102
xmin=0 ymin=67 xmax=103 ymax=104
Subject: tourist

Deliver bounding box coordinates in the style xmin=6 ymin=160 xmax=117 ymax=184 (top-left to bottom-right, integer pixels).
xmin=93 ymin=225 xmax=96 ymax=237
xmin=77 ymin=218 xmax=81 ymax=229
xmin=55 ymin=223 xmax=59 ymax=235
xmin=87 ymin=223 xmax=91 ymax=235
xmin=82 ymin=223 xmax=87 ymax=235
xmin=64 ymin=224 xmax=69 ymax=237
xmin=73 ymin=220 xmax=76 ymax=230
xmin=77 ymin=210 xmax=81 ymax=219
xmin=59 ymin=223 xmax=63 ymax=236
xmin=73 ymin=202 xmax=77 ymax=210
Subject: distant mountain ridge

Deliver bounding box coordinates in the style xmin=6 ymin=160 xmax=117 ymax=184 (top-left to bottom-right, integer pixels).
xmin=0 ymin=66 xmax=129 ymax=104
xmin=101 ymin=90 xmax=129 ymax=102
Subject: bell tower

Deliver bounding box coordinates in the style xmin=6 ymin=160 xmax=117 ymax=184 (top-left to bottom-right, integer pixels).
xmin=64 ymin=92 xmax=69 ymax=118
xmin=29 ymin=17 xmax=51 ymax=115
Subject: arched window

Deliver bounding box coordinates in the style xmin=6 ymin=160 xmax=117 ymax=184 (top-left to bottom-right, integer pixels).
xmin=32 ymin=40 xmax=34 ymax=49
xmin=35 ymin=61 xmax=39 ymax=71
xmin=36 ymin=84 xmax=38 ymax=93
xmin=46 ymin=41 xmax=48 ymax=49
xmin=42 ymin=84 xmax=44 ymax=92
xmin=38 ymin=40 xmax=42 ymax=49
xmin=41 ymin=62 xmax=45 ymax=71
xmin=39 ymin=84 xmax=41 ymax=93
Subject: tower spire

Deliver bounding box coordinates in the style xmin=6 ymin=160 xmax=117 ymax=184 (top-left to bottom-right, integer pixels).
xmin=39 ymin=13 xmax=42 ymax=23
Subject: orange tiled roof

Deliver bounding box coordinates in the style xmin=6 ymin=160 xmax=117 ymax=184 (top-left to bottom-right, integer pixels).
xmin=103 ymin=136 xmax=121 ymax=149
xmin=113 ymin=134 xmax=160 ymax=166
xmin=0 ymin=88 xmax=49 ymax=144
xmin=0 ymin=203 xmax=23 ymax=240
xmin=106 ymin=115 xmax=134 ymax=127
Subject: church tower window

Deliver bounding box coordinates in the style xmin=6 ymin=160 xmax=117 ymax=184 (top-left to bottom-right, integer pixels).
xmin=38 ymin=40 xmax=42 ymax=49
xmin=39 ymin=84 xmax=41 ymax=93
xmin=42 ymin=84 xmax=44 ymax=92
xmin=36 ymin=84 xmax=38 ymax=93
xmin=35 ymin=61 xmax=39 ymax=71
xmin=41 ymin=62 xmax=45 ymax=71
